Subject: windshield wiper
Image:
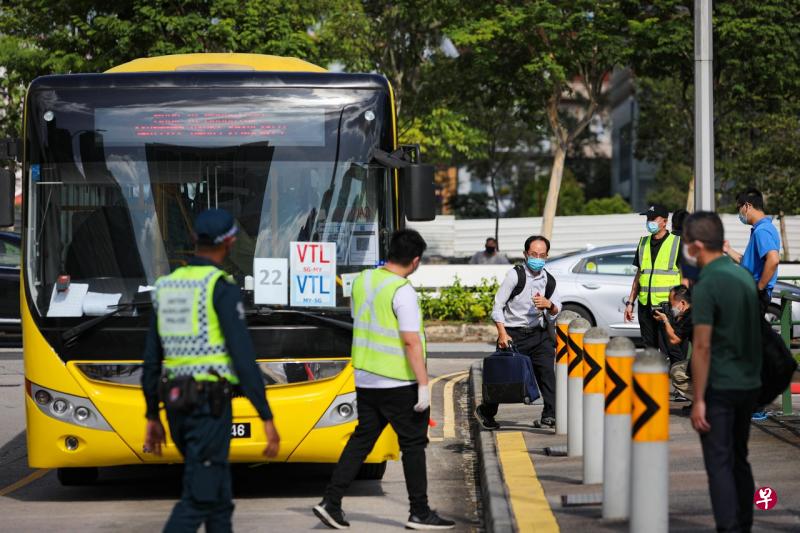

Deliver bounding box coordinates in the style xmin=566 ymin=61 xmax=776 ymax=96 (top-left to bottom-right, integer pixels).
xmin=252 ymin=308 xmax=353 ymax=332
xmin=62 ymin=300 xmax=153 ymax=347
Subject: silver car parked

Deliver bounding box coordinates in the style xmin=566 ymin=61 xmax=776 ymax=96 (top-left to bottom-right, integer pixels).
xmin=544 ymin=244 xmax=800 ymax=339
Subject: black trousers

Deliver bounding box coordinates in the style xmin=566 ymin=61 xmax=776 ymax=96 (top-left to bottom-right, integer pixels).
xmin=324 ymin=384 xmax=430 ymax=517
xmin=638 ymin=301 xmax=684 ymax=366
xmin=482 ymin=327 xmax=556 ymax=420
xmin=700 ymin=388 xmax=759 ymax=533
xmin=164 ymin=398 xmax=234 ymax=533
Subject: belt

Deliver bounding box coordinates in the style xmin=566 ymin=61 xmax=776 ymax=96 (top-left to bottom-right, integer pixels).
xmin=506 ymin=325 xmax=546 ymax=334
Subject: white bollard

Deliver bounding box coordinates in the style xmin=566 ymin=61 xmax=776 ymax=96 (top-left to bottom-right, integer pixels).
xmin=582 ymin=327 xmax=608 ymax=484
xmin=630 ymin=348 xmax=669 ymax=533
xmin=555 ymin=311 xmax=579 ymax=436
xmin=567 ymin=318 xmax=590 ymax=457
xmin=602 ymin=337 xmax=636 ymax=520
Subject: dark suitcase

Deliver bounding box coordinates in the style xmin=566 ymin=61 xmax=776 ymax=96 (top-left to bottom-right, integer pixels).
xmin=482 ymin=345 xmax=540 ymax=405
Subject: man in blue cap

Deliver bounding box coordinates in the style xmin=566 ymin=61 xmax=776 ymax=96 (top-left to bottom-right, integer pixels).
xmin=142 ymin=208 xmax=280 ymax=532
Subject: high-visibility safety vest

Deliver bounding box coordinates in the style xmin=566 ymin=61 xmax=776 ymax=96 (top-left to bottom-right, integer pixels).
xmin=154 ymin=265 xmax=239 ymax=384
xmin=350 ymin=268 xmax=426 ymax=381
xmin=637 ymin=233 xmax=682 ymax=306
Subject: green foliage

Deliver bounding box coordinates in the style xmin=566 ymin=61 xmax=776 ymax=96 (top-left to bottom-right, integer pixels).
xmin=630 ymin=0 xmax=800 ymax=214
xmin=523 ymin=170 xmax=584 ymax=216
xmin=418 ymin=278 xmax=498 ymax=322
xmin=448 ymin=193 xmax=495 ymax=219
xmin=583 ymin=195 xmax=631 ymax=215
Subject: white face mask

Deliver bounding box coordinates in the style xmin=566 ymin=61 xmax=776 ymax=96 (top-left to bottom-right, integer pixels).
xmin=671 ymin=306 xmax=683 ymax=318
xmin=683 ymin=243 xmax=698 ymax=267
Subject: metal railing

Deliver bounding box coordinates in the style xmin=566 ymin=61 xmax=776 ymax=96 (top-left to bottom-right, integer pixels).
xmin=778 ymin=289 xmax=800 ymax=416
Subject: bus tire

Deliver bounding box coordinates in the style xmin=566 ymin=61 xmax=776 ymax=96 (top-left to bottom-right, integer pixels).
xmin=356 ymin=461 xmax=386 ymax=480
xmin=57 ymin=467 xmax=98 ymax=486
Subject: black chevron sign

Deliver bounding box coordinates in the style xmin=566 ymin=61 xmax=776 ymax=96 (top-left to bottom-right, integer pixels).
xmin=605 ymin=362 xmax=627 ymax=409
xmin=632 ymin=377 xmax=660 ymax=437
xmin=556 ymin=328 xmax=569 ymax=362
xmin=567 ymin=336 xmax=583 ymax=374
xmin=583 ymin=349 xmax=602 ymax=387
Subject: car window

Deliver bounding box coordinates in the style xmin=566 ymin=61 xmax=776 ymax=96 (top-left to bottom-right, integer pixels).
xmin=575 ymin=252 xmax=636 ymax=276
xmin=0 ymin=239 xmax=20 ymax=268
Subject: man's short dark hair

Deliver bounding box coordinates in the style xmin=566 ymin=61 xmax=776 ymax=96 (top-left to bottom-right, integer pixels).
xmin=670 ymin=285 xmax=691 ymax=305
xmin=524 ymin=235 xmax=551 ymax=253
xmin=486 ymin=237 xmax=497 ymax=244
xmin=736 ymin=188 xmax=764 ymax=211
xmin=671 ymin=209 xmax=688 ymax=233
xmin=684 ymin=211 xmax=724 ymax=251
xmin=388 ymin=229 xmax=427 ymax=266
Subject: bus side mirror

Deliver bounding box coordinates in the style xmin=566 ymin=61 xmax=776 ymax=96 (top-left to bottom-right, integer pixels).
xmin=401 ymin=164 xmax=436 ymax=222
xmin=0 ymin=169 xmax=13 ymax=227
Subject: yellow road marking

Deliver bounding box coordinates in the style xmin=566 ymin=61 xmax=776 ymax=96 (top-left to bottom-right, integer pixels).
xmin=0 ymin=469 xmax=51 ymax=497
xmin=428 ymin=370 xmax=468 ymax=388
xmin=443 ymin=374 xmax=469 ymax=439
xmin=496 ymin=432 xmax=559 ymax=533
xmin=427 ymin=370 xmax=469 ymax=442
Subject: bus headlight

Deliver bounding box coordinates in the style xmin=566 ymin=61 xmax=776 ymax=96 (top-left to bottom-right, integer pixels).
xmin=34 ymin=389 xmax=52 ymax=405
xmin=27 ymin=382 xmax=113 ymax=431
xmin=315 ymin=392 xmax=358 ymax=428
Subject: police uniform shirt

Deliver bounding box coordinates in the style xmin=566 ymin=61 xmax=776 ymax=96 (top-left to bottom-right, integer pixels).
xmin=491 ymin=267 xmax=562 ymax=328
xmin=142 ymin=256 xmax=273 ymax=421
xmin=352 ymin=283 xmax=419 ymax=389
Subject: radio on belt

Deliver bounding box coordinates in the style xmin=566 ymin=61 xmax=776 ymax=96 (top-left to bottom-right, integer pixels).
xmin=56 ymin=275 xmax=71 ymax=293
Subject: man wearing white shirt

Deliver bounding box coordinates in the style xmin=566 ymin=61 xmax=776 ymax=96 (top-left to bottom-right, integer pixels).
xmin=475 ymin=235 xmax=561 ymax=430
xmin=314 ymin=230 xmax=455 ymax=530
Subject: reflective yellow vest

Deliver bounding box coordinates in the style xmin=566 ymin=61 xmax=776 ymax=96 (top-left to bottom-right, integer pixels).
xmin=637 ymin=233 xmax=682 ymax=306
xmin=350 ymin=268 xmax=426 ymax=381
xmin=155 ymin=265 xmax=239 ymax=384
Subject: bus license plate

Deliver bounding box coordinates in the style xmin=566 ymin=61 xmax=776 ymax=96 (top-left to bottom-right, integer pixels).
xmin=231 ymin=423 xmax=251 ymax=439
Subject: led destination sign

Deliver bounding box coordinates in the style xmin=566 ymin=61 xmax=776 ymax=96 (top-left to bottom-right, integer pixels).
xmin=95 ymin=107 xmax=325 ymax=147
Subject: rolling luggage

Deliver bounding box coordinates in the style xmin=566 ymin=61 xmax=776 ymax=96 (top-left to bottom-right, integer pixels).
xmin=482 ymin=344 xmax=540 ymax=405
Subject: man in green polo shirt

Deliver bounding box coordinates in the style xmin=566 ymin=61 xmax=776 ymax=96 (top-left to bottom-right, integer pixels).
xmin=683 ymin=211 xmax=762 ymax=533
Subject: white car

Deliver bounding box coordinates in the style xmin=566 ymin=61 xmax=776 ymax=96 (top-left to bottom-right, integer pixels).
xmin=544 ymin=244 xmax=800 ymax=339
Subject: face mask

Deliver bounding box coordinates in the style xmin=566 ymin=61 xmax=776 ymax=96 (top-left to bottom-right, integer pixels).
xmin=738 ymin=207 xmax=748 ymax=225
xmin=671 ymin=306 xmax=682 ymax=318
xmin=527 ymin=257 xmax=546 ymax=271
xmin=485 ymin=246 xmax=496 ymax=254
xmin=646 ymin=221 xmax=659 ymax=234
xmin=683 ymin=243 xmax=698 ymax=267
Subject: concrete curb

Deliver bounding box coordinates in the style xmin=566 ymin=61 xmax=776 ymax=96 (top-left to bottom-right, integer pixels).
xmin=469 ymin=361 xmax=516 ymax=533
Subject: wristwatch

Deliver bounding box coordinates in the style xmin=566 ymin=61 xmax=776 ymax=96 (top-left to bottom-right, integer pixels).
xmin=625 ymin=300 xmax=633 ymax=307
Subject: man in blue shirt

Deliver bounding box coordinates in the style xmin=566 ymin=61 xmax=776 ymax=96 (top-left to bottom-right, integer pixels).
xmin=724 ymin=188 xmax=781 ymax=314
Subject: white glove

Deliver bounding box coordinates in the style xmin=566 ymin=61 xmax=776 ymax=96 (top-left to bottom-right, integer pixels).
xmin=413 ymin=384 xmax=430 ymax=412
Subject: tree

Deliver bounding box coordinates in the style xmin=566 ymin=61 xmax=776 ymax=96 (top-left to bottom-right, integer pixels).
xmin=583 ymin=194 xmax=631 ymax=215
xmin=629 ymin=0 xmax=800 ymax=214
xmin=448 ymin=1 xmax=633 ymax=238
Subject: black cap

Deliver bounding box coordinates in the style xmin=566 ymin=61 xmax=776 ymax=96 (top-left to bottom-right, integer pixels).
xmin=639 ymin=203 xmax=669 ymax=220
xmin=193 ymin=209 xmax=238 ymax=245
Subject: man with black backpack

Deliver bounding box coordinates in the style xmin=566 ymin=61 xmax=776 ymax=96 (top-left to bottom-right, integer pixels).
xmin=475 ymin=235 xmax=560 ymax=430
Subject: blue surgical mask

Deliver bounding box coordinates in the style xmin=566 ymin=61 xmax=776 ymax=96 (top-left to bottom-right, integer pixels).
xmin=527 ymin=257 xmax=546 ymax=271
xmin=738 ymin=211 xmax=748 ymax=225
xmin=646 ymin=221 xmax=659 ymax=234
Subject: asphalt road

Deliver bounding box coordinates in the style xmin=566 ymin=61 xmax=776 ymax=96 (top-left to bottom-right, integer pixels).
xmin=0 ymin=353 xmax=482 ymax=532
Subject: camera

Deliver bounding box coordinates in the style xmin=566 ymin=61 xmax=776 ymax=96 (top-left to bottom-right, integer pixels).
xmin=653 ymin=302 xmax=670 ymax=316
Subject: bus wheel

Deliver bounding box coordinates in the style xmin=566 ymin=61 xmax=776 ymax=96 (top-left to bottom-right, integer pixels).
xmin=356 ymin=461 xmax=387 ymax=480
xmin=57 ymin=467 xmax=99 ymax=486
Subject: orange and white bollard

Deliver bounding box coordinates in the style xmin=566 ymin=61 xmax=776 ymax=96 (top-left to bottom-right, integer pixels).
xmin=602 ymin=336 xmax=635 ymax=520
xmin=555 ymin=310 xmax=579 ymax=435
xmin=582 ymin=327 xmax=608 ymax=484
xmin=567 ymin=318 xmax=590 ymax=457
xmin=630 ymin=348 xmax=669 ymax=533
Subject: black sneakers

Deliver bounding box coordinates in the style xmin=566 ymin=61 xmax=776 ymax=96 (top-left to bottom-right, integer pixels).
xmin=474 ymin=404 xmax=500 ymax=430
xmin=313 ymin=500 xmax=350 ymax=529
xmin=406 ymin=510 xmax=456 ymax=530
xmin=539 ymin=416 xmax=556 ymax=428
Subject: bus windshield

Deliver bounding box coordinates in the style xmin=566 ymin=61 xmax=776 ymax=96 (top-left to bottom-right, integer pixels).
xmin=25 ymin=86 xmax=395 ymax=318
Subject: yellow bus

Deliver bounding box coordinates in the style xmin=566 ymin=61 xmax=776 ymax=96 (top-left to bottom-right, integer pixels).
xmin=0 ymin=53 xmax=435 ymax=485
